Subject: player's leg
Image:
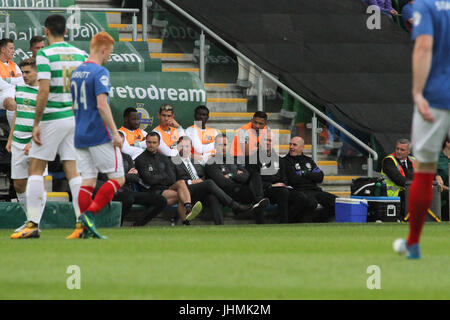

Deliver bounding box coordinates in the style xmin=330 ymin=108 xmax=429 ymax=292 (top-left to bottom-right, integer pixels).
xmin=394 ymin=108 xmax=450 ymax=258
xmin=169 ymin=180 xmax=202 ymax=224
xmin=10 ymin=157 xmax=47 ymax=239
xmin=80 ymin=143 xmax=125 ymax=239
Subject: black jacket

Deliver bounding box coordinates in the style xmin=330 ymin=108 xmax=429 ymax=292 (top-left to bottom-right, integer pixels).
xmin=381 ymin=156 xmax=414 ymax=187
xmin=171 ymin=155 xmax=206 ymax=182
xmin=97 ymin=152 xmax=139 ymax=192
xmin=260 ymin=150 xmax=287 ymax=189
xmin=282 ymin=153 xmax=323 ymax=191
xmin=135 ymin=150 xmax=176 ymax=190
xmin=205 ymin=156 xmax=250 ymax=191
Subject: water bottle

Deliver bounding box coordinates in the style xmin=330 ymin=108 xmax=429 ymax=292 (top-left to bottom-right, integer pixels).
xmin=374 ymin=181 xmax=381 ymax=196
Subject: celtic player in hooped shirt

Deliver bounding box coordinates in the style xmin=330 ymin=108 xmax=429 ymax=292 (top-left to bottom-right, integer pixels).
xmin=11 ymin=14 xmax=86 ymax=239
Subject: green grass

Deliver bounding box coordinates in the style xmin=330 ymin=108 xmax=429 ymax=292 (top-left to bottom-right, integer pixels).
xmin=0 ymin=223 xmax=449 ymax=299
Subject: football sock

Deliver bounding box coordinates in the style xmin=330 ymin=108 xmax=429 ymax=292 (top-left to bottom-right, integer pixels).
xmin=86 ymin=179 xmax=120 ymax=215
xmin=78 ymin=186 xmax=94 ymax=214
xmin=26 ymin=175 xmax=44 ymax=225
xmin=407 ymin=172 xmax=434 ymax=246
xmin=16 ymin=191 xmax=27 ymax=215
xmin=69 ymin=176 xmax=82 ymax=220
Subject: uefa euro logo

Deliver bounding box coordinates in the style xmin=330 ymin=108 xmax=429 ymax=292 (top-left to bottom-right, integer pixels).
xmin=136 ymin=103 xmax=153 ymax=131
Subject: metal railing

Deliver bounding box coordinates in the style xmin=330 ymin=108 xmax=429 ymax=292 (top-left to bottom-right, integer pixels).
xmin=0 ymin=6 xmax=140 ymax=41
xmin=158 ymin=0 xmax=379 ymax=176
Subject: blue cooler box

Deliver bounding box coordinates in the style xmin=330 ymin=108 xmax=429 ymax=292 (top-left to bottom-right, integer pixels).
xmin=335 ymin=198 xmax=368 ymax=223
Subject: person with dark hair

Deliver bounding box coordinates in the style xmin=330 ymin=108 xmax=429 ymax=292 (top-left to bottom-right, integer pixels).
xmin=185 ymin=105 xmax=219 ymax=164
xmin=230 ymin=111 xmax=270 ymax=157
xmin=135 ymin=132 xmax=202 ymax=225
xmin=11 ymin=14 xmax=88 ymax=239
xmin=152 ymin=104 xmax=185 ymax=157
xmin=29 ymin=36 xmax=45 ymax=58
xmin=206 ymin=133 xmax=269 ymax=224
xmin=172 ymin=135 xmax=253 ymax=225
xmin=99 ymin=132 xmax=168 ymax=226
xmin=5 ymin=58 xmax=48 ymax=236
xmin=118 ymin=107 xmax=147 ymax=159
xmin=0 ymin=38 xmax=24 ymax=127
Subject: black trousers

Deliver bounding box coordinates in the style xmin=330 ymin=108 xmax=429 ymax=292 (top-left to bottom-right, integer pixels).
xmin=114 ymin=190 xmax=167 ymax=226
xmin=297 ymin=189 xmax=337 ymax=222
xmin=188 ymin=179 xmax=234 ymax=225
xmin=264 ymin=187 xmax=312 ymax=223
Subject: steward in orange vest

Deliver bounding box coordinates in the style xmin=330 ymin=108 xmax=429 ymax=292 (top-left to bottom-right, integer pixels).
xmin=230 ymin=111 xmax=269 ymax=157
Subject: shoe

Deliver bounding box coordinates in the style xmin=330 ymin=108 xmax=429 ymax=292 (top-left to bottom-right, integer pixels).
xmin=10 ymin=221 xmax=40 ymax=239
xmin=66 ymin=221 xmax=85 ymax=239
xmin=80 ymin=211 xmax=107 ymax=239
xmin=393 ymin=239 xmax=421 ymax=259
xmin=186 ymin=201 xmax=203 ymax=221
xmin=230 ymin=201 xmax=252 ymax=214
xmin=15 ymin=221 xmax=41 ymax=233
xmin=252 ymin=198 xmax=270 ymax=211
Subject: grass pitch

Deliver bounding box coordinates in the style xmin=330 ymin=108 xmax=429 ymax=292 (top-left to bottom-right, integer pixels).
xmin=0 ymin=223 xmax=449 ymax=300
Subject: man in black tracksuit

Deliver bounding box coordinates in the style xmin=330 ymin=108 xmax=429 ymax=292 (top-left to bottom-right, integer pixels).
xmin=282 ymin=136 xmax=336 ymax=222
xmin=258 ymin=134 xmax=311 ymax=223
xmin=205 ymin=133 xmax=269 ymax=223
xmin=135 ymin=132 xmax=201 ymax=225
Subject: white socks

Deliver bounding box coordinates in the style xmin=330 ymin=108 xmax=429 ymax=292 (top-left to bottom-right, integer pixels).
xmin=16 ymin=191 xmax=27 ymax=214
xmin=26 ymin=175 xmax=45 ymax=225
xmin=69 ymin=176 xmax=82 ymax=220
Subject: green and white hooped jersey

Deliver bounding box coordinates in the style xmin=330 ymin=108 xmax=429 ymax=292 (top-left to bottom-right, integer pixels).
xmin=36 ymin=41 xmax=87 ymax=122
xmin=12 ymin=84 xmax=39 ymax=148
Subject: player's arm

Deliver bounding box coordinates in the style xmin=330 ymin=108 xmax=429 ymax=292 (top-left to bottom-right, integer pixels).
xmin=5 ymin=109 xmax=17 ymax=153
xmin=97 ymin=93 xmax=123 ymax=149
xmin=31 ymin=79 xmax=49 ymax=145
xmin=412 ymin=34 xmax=434 ymax=122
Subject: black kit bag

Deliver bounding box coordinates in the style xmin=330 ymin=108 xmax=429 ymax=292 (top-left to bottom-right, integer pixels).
xmin=351 ymin=177 xmax=387 ymax=197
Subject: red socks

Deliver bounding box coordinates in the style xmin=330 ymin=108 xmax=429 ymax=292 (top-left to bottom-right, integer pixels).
xmin=407 ymin=172 xmax=434 ymax=246
xmin=86 ymin=180 xmax=121 ymax=215
xmin=78 ymin=186 xmax=94 ymax=214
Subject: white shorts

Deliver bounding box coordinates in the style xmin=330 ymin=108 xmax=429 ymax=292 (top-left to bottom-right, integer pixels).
xmin=411 ymin=107 xmax=450 ymax=163
xmin=76 ymin=141 xmax=124 ymax=179
xmin=11 ymin=144 xmax=48 ymax=180
xmin=29 ymin=117 xmax=76 ymax=162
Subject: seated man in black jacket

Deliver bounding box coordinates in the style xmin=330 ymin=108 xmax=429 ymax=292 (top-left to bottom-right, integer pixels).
xmin=135 ymin=132 xmax=202 ymax=225
xmin=282 ymin=136 xmax=336 ymax=222
xmin=259 ymin=134 xmax=311 ymax=223
xmin=205 ymin=133 xmax=269 ymax=224
xmin=171 ymin=136 xmax=253 ymax=225
xmin=95 ymin=132 xmax=167 ymax=226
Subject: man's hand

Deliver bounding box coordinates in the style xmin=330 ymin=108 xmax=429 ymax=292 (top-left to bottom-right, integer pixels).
xmin=23 ymin=142 xmax=31 ymax=156
xmin=113 ymin=131 xmax=124 ymax=149
xmin=272 ymin=182 xmax=286 ymax=187
xmin=191 ymin=179 xmax=204 ymax=184
xmin=5 ymin=140 xmax=11 ymax=153
xmin=414 ymin=93 xmax=435 ymax=122
xmin=128 ymin=168 xmax=138 ymax=174
xmin=390 ymin=9 xmax=398 ymax=16
xmin=32 ymin=126 xmax=42 ymax=145
xmin=168 ymin=118 xmax=180 ymax=128
xmin=237 ymin=170 xmax=244 ymax=175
